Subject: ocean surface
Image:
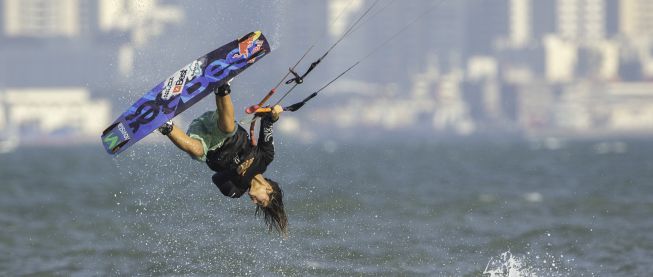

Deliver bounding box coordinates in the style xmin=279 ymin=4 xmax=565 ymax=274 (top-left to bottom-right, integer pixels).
xmin=1 ymin=139 xmax=652 ymax=276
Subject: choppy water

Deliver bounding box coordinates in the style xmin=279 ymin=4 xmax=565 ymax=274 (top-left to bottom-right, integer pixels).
xmin=1 ymin=139 xmax=652 ymax=276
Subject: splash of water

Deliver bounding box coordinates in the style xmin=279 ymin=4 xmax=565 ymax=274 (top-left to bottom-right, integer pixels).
xmin=483 ymin=251 xmax=578 ymax=277
xmin=483 ymin=251 xmax=536 ymax=277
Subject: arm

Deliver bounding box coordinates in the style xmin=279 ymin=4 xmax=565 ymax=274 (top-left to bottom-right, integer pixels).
xmin=165 ymin=125 xmax=205 ymax=159
xmin=257 ymin=105 xmax=282 ymax=163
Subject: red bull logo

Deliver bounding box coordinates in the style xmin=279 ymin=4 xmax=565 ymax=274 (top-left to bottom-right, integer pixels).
xmin=239 ymin=37 xmax=253 ymax=58
xmin=236 ymin=31 xmax=263 ymax=61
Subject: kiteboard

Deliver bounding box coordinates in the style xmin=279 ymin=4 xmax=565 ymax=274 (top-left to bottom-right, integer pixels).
xmin=101 ymin=31 xmax=271 ymax=155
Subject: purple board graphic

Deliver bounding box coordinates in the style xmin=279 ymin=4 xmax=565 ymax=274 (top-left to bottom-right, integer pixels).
xmin=101 ymin=31 xmax=271 ymax=155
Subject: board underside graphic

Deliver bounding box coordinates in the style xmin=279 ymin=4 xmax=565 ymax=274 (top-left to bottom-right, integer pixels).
xmin=101 ymin=31 xmax=271 ymax=155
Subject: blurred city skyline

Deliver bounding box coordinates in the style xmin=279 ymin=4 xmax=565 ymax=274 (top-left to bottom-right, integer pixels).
xmin=2 ymin=0 xmax=653 ymax=149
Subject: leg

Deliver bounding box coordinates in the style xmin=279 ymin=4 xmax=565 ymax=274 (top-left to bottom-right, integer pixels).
xmin=215 ymin=93 xmax=235 ymax=133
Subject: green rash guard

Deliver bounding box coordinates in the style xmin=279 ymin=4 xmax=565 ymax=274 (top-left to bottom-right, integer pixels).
xmin=186 ymin=111 xmax=237 ymax=161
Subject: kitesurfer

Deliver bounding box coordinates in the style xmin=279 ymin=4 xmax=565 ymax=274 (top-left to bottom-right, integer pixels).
xmin=158 ymin=80 xmax=287 ymax=235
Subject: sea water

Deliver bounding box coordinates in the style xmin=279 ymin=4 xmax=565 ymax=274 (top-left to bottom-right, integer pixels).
xmin=1 ymin=139 xmax=652 ymax=276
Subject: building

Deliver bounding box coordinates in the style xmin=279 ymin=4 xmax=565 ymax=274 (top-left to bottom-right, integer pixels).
xmin=0 ymin=89 xmax=18 ymax=152
xmin=556 ymin=0 xmax=606 ymax=46
xmin=432 ymin=70 xmax=475 ymax=135
xmin=617 ymin=0 xmax=653 ymax=79
xmin=543 ymin=34 xmax=578 ymax=82
xmin=327 ymin=0 xmax=365 ymax=38
xmin=604 ymin=82 xmax=653 ymax=132
xmin=97 ymin=0 xmax=183 ymax=75
xmin=2 ymin=0 xmax=93 ymax=38
xmin=0 ymin=0 xmax=184 ymax=87
xmin=1 ymin=87 xmax=110 ymax=143
xmin=509 ymin=0 xmax=531 ymax=48
xmin=620 ymin=0 xmax=653 ymax=45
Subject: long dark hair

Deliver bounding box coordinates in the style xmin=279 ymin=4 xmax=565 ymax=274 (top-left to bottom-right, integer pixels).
xmin=255 ymin=178 xmax=288 ymax=236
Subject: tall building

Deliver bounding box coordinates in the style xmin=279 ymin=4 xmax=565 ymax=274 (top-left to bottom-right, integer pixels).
xmin=97 ymin=0 xmax=183 ymax=75
xmin=509 ymin=0 xmax=531 ymax=48
xmin=2 ymin=0 xmax=94 ymax=38
xmin=328 ymin=0 xmax=365 ymax=38
xmin=498 ymin=0 xmax=557 ymax=48
xmin=620 ymin=0 xmax=653 ymax=45
xmin=98 ymin=0 xmax=183 ymax=46
xmin=556 ymin=0 xmax=606 ymax=45
xmin=0 ymin=0 xmax=184 ymax=87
